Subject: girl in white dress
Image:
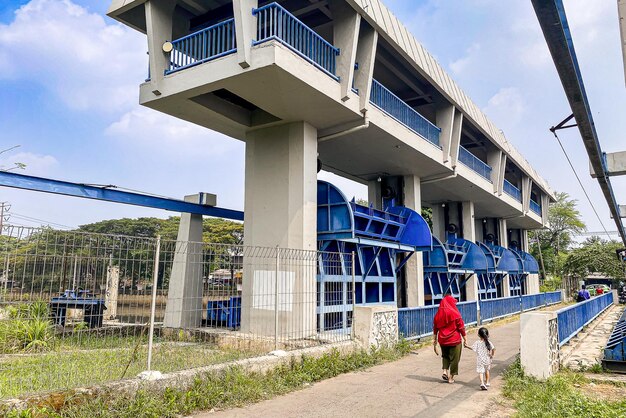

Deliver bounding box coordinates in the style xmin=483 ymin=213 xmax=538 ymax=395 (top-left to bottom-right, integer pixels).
xmin=465 ymin=327 xmax=496 ymax=390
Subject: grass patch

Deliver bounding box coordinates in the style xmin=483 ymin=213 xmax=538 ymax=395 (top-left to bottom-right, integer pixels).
xmin=3 ymin=341 xmax=413 ymax=418
xmin=503 ymin=359 xmax=626 ymax=417
xmin=0 ymin=343 xmax=255 ymax=399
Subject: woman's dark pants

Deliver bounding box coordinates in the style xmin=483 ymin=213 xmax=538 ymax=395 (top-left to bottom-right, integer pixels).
xmin=441 ymin=343 xmax=463 ymax=375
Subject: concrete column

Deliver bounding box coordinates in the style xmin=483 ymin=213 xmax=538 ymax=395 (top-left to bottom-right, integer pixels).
xmin=487 ymin=149 xmax=503 ymax=194
xmin=233 ymin=0 xmax=258 ymax=68
xmin=521 ymin=229 xmax=529 ymax=252
xmin=367 ymin=180 xmax=382 ymax=210
xmin=104 ymin=265 xmax=119 ymax=320
xmin=436 ymin=104 xmax=455 ymax=164
xmin=331 ymin=0 xmax=361 ymax=101
xmin=145 ymin=0 xmax=176 ymax=89
xmin=403 ymin=175 xmax=424 ymax=307
xmin=354 ymin=24 xmax=378 ymax=113
xmin=521 ymin=176 xmax=532 ymax=213
xmin=498 ymin=154 xmax=507 ymax=196
xmin=164 ymin=196 xmax=205 ymax=328
xmin=462 ymin=201 xmax=479 ymax=301
xmin=527 ymin=273 xmax=540 ymax=294
xmin=520 ymin=311 xmax=560 ymax=379
xmin=498 ymin=218 xmax=508 ymax=248
xmin=541 ymin=193 xmax=550 ymax=224
xmin=431 ymin=204 xmax=446 ymax=241
xmin=241 ymin=122 xmax=318 ymax=337
xmin=450 ymin=110 xmax=463 ymax=168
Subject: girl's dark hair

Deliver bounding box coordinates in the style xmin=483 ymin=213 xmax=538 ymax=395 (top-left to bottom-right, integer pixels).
xmin=478 ymin=327 xmax=492 ymax=351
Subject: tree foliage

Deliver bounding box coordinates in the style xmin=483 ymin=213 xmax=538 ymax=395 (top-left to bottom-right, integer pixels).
xmin=563 ymin=237 xmax=624 ymax=281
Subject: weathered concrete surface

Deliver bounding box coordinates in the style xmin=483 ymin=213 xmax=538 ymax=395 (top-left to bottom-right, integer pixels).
xmin=562 ymin=304 xmax=625 ymax=370
xmin=198 ymin=321 xmax=522 ymax=418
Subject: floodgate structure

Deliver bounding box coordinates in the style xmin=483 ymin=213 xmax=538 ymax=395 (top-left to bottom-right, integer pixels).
xmin=107 ymin=0 xmax=555 ymax=336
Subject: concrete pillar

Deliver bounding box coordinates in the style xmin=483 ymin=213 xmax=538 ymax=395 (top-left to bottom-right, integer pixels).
xmin=233 ymin=0 xmax=258 ymax=68
xmin=331 ymin=0 xmax=361 ymax=101
xmin=431 ymin=204 xmax=446 ymax=241
xmin=403 ymin=175 xmax=424 ymax=307
xmin=521 ymin=229 xmax=529 ymax=252
xmin=487 ymin=149 xmax=503 ymax=194
xmin=541 ymin=193 xmax=550 ymax=224
xmin=527 ymin=273 xmax=540 ymax=294
xmin=498 ymin=218 xmax=508 ymax=248
xmin=462 ymin=201 xmax=479 ymax=301
xmin=241 ymin=122 xmax=318 ymax=337
xmin=164 ymin=196 xmax=205 ymax=328
xmin=104 ymin=265 xmax=119 ymax=320
xmin=450 ymin=110 xmax=463 ymax=168
xmin=354 ymin=24 xmax=378 ymax=113
xmin=521 ymin=176 xmax=532 ymax=213
xmin=436 ymin=104 xmax=455 ymax=164
xmin=145 ymin=0 xmax=176 ymax=89
xmin=520 ymin=311 xmax=560 ymax=379
xmin=367 ymin=180 xmax=382 ymax=210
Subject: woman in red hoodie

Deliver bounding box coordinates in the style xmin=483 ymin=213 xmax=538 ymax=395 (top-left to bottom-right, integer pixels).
xmin=433 ymin=293 xmax=467 ymax=383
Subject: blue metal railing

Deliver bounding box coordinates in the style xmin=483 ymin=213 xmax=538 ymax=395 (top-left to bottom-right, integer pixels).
xmin=530 ymin=200 xmax=542 ymax=215
xmin=556 ymin=292 xmax=613 ymax=346
xmin=166 ymin=19 xmax=236 ymax=74
xmin=458 ymin=146 xmax=492 ymax=181
xmin=479 ymin=296 xmax=521 ymax=322
xmin=370 ymin=79 xmax=442 ymax=146
xmin=398 ymin=292 xmax=563 ymax=340
xmin=504 ymin=179 xmax=522 ymax=202
xmin=253 ymin=2 xmax=340 ymax=79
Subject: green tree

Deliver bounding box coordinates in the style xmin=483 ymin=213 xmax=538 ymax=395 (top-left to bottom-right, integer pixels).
xmin=529 ymin=192 xmax=585 ymax=278
xmin=563 ymin=237 xmax=625 ymax=283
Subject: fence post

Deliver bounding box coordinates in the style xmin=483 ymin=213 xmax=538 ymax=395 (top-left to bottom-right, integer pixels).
xmin=274 ymin=245 xmax=280 ymax=351
xmin=147 ymin=235 xmax=161 ymax=372
xmin=351 ymin=251 xmax=355 ymax=340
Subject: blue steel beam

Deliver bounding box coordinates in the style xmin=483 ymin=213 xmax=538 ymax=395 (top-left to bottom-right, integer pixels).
xmin=0 ymin=171 xmax=244 ymax=221
xmin=531 ymin=0 xmax=626 ymax=245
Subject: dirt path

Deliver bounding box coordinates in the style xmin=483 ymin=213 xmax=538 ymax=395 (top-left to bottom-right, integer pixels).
xmin=196 ymin=320 xmax=521 ymax=418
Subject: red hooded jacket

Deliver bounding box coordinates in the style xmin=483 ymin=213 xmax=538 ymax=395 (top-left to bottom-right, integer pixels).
xmin=433 ymin=295 xmax=466 ymax=346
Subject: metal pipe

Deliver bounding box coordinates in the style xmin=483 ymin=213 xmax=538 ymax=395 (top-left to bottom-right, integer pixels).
xmin=147 ymin=235 xmax=161 ymax=372
xmin=274 ymin=246 xmax=280 ymax=351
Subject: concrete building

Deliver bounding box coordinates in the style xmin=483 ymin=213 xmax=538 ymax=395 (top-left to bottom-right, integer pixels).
xmin=108 ymin=0 xmax=554 ymax=332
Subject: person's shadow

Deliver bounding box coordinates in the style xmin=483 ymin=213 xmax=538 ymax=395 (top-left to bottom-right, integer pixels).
xmin=405 ymin=374 xmax=478 ymax=389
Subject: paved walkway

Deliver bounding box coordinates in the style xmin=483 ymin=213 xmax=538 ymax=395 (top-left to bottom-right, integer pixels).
xmin=197 ymin=320 xmax=521 ymax=418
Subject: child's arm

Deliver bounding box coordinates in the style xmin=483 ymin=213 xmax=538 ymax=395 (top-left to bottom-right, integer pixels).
xmin=490 ymin=348 xmax=496 ymax=358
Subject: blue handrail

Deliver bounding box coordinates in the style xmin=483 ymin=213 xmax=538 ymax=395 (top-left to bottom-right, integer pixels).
xmin=530 ymin=199 xmax=542 ymax=215
xmin=556 ymin=293 xmax=613 ymax=346
xmin=370 ymin=79 xmax=441 ymax=146
xmin=458 ymin=146 xmax=492 ymax=181
xmin=503 ymin=179 xmax=522 ymax=202
xmin=166 ymin=18 xmax=236 ymax=74
xmin=253 ymin=2 xmax=339 ymax=79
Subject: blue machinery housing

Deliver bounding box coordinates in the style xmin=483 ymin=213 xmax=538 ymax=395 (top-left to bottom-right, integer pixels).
xmin=315 ymin=181 xmax=540 ymax=332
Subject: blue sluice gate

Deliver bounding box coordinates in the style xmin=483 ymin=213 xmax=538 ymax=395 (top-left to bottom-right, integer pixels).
xmin=603 ymin=308 xmax=626 ymax=373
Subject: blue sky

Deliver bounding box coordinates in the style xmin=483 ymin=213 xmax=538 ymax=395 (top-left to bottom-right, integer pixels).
xmin=0 ymin=0 xmax=625 ymax=238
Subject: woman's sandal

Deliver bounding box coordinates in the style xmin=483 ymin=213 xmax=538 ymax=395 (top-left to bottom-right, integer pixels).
xmin=442 ymin=374 xmax=448 ymax=382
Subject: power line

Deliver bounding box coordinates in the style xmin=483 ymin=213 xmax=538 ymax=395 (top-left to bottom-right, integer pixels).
xmin=9 ymin=212 xmax=74 ymax=230
xmin=552 ymin=130 xmax=613 ymax=242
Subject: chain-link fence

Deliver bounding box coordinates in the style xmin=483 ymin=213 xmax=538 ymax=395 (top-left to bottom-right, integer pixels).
xmin=0 ymin=225 xmax=353 ymax=400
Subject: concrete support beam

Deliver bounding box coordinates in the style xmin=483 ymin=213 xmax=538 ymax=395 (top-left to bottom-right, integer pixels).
xmin=431 ymin=204 xmax=446 ymax=241
xmin=462 ymin=201 xmax=478 ymax=301
xmin=354 ymin=24 xmax=378 ymax=113
xmin=498 ymin=218 xmax=508 ymax=247
xmin=521 ymin=176 xmax=532 ymax=213
xmin=331 ymin=0 xmax=361 ymax=101
xmin=145 ymin=0 xmax=176 ymax=89
xmin=590 ymin=151 xmax=626 ymax=178
xmin=233 ymin=0 xmax=258 ymax=68
xmin=403 ymin=175 xmax=424 ymax=307
xmin=541 ymin=193 xmax=550 ymax=224
xmin=164 ymin=194 xmax=205 ymax=328
xmin=450 ymin=110 xmax=463 ymax=168
xmin=521 ymin=229 xmax=529 ymax=252
xmin=367 ymin=180 xmax=382 ymax=210
xmin=487 ymin=149 xmax=503 ymax=194
xmin=241 ymin=122 xmax=318 ymax=336
xmin=498 ymin=154 xmax=507 ymax=196
xmin=436 ymin=104 xmax=455 ymax=164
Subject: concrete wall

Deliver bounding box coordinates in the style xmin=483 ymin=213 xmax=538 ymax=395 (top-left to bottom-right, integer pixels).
xmin=520 ymin=311 xmax=560 ymax=379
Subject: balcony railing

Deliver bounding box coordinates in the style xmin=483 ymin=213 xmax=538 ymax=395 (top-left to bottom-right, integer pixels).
xmin=503 ymin=179 xmax=522 ymax=202
xmin=166 ymin=19 xmax=236 ymax=74
xmin=458 ymin=146 xmax=492 ymax=181
xmin=253 ymin=2 xmax=340 ymax=79
xmin=370 ymin=79 xmax=441 ymax=146
xmin=530 ymin=199 xmax=542 ymax=216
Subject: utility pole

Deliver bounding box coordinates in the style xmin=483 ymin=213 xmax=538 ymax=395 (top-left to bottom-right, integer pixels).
xmin=0 ymin=202 xmax=10 ymax=235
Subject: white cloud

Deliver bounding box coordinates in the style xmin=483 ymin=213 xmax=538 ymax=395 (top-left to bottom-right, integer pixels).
xmin=0 ymin=0 xmax=146 ymax=112
xmin=105 ymin=107 xmax=240 ymax=159
xmin=450 ymin=43 xmax=481 ymax=74
xmin=483 ymin=87 xmax=526 ymax=128
xmin=0 ymin=151 xmax=58 ymax=176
